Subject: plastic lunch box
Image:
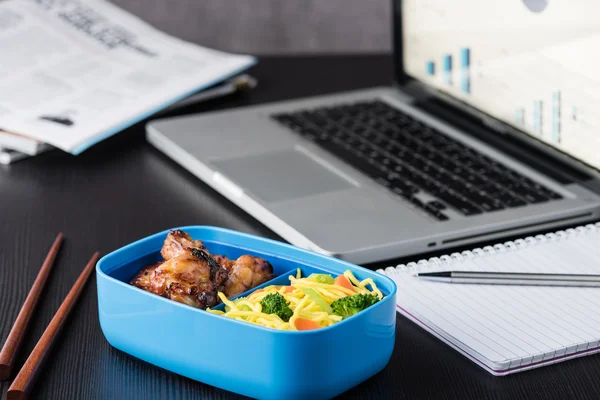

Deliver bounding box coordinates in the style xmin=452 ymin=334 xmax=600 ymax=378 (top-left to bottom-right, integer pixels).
xmin=96 ymin=226 xmax=397 ymax=400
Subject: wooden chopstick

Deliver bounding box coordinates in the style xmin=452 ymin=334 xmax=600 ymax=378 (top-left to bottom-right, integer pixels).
xmin=6 ymin=251 xmax=100 ymax=400
xmin=0 ymin=233 xmax=64 ymax=381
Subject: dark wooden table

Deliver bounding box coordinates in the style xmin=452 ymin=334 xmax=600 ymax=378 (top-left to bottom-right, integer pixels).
xmin=2 ymin=55 xmax=600 ymax=400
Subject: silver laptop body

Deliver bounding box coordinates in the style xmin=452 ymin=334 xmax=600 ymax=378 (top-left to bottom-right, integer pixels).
xmin=146 ymin=1 xmax=600 ymax=264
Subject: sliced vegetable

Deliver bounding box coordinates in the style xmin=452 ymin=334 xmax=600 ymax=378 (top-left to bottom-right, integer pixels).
xmin=335 ymin=275 xmax=355 ymax=291
xmin=301 ymin=288 xmax=333 ymax=314
xmin=225 ymin=301 xmax=252 ymax=312
xmin=294 ymin=318 xmax=321 ymax=330
xmin=256 ymin=285 xmax=294 ymax=294
xmin=308 ymin=273 xmax=335 ymax=284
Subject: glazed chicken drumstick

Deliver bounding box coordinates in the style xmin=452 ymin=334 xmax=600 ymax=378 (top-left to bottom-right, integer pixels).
xmin=129 ymin=262 xmax=162 ymax=292
xmin=149 ymin=248 xmax=228 ymax=309
xmin=160 ymin=229 xmax=206 ymax=260
xmin=216 ymin=255 xmax=275 ymax=298
xmin=129 ymin=229 xmax=202 ymax=295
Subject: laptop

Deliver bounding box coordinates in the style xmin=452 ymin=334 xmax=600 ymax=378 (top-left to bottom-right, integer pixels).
xmin=146 ymin=0 xmax=600 ymax=264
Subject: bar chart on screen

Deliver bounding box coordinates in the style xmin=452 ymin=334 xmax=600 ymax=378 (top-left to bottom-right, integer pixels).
xmin=443 ymin=54 xmax=452 ymax=85
xmin=426 ymin=61 xmax=435 ymax=76
xmin=460 ymin=47 xmax=470 ymax=93
xmin=427 ymin=47 xmax=472 ymax=93
xmin=552 ymin=91 xmax=561 ymax=144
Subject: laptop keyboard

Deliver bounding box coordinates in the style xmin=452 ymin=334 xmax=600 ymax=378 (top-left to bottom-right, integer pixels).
xmin=271 ymin=100 xmax=562 ymax=221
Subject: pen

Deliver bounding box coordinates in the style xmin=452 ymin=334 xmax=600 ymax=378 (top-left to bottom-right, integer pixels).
xmin=416 ymin=271 xmax=600 ymax=287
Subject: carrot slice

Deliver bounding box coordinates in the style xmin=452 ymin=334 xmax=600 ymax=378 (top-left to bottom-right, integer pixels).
xmin=295 ymin=318 xmax=321 ymax=330
xmin=334 ymin=275 xmax=354 ymax=291
xmin=252 ymin=286 xmax=293 ymax=296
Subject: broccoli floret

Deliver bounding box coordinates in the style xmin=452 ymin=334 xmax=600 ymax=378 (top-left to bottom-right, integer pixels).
xmin=260 ymin=293 xmax=293 ymax=322
xmin=331 ymin=294 xmax=379 ymax=319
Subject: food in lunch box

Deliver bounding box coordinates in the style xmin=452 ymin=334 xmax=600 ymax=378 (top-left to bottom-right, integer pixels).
xmin=129 ymin=230 xmax=274 ymax=309
xmin=207 ymin=269 xmax=384 ymax=331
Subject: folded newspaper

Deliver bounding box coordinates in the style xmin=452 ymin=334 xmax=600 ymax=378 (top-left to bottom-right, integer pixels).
xmin=0 ymin=0 xmax=256 ymax=158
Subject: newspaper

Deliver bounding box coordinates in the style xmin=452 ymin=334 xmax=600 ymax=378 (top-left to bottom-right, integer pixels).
xmin=0 ymin=0 xmax=256 ymax=154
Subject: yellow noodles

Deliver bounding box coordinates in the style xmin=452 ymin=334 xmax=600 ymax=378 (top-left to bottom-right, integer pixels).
xmin=207 ymin=269 xmax=383 ymax=331
xmin=344 ymin=270 xmax=383 ymax=299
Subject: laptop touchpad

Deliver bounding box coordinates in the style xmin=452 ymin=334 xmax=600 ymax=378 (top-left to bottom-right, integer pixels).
xmin=212 ymin=149 xmax=355 ymax=203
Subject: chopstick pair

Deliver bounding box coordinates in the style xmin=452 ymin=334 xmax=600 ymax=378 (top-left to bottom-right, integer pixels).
xmin=0 ymin=233 xmax=99 ymax=400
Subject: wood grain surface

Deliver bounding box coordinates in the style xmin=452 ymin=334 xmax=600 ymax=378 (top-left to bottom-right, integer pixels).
xmin=1 ymin=56 xmax=600 ymax=400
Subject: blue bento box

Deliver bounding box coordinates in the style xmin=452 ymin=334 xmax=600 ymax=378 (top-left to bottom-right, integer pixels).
xmin=96 ymin=226 xmax=397 ymax=400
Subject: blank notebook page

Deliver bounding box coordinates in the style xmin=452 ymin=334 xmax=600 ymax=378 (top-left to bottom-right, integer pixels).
xmin=378 ymin=223 xmax=600 ymax=375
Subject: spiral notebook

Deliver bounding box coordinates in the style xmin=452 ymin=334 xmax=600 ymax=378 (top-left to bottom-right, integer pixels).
xmin=378 ymin=223 xmax=600 ymax=376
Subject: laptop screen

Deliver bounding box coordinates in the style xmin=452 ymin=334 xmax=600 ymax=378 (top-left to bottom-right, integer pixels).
xmin=402 ymin=0 xmax=600 ymax=171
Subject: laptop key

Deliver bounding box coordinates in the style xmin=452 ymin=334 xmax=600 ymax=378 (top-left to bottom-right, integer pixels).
xmin=427 ymin=200 xmax=447 ymax=210
xmin=410 ymin=196 xmax=424 ymax=208
xmin=406 ymin=171 xmax=430 ymax=189
xmin=498 ymin=192 xmax=527 ymax=207
xmin=425 ymin=202 xmax=449 ymax=220
xmin=392 ymin=186 xmax=418 ymax=198
xmin=521 ymin=191 xmax=549 ymax=204
xmin=411 ymin=157 xmax=427 ymax=170
xmin=465 ymin=188 xmax=505 ymax=212
xmin=464 ymin=173 xmax=488 ymax=187
xmin=436 ymin=190 xmax=482 ymax=215
xmin=375 ymin=176 xmax=392 ymax=187
xmin=432 ymin=212 xmax=449 ymax=221
xmin=389 ymin=164 xmax=407 ymax=176
xmin=390 ymin=177 xmax=418 ymax=194
xmin=320 ymin=140 xmax=387 ymax=179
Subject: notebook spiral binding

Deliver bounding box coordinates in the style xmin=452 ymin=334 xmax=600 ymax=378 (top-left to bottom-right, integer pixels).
xmin=377 ymin=222 xmax=600 ymax=277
